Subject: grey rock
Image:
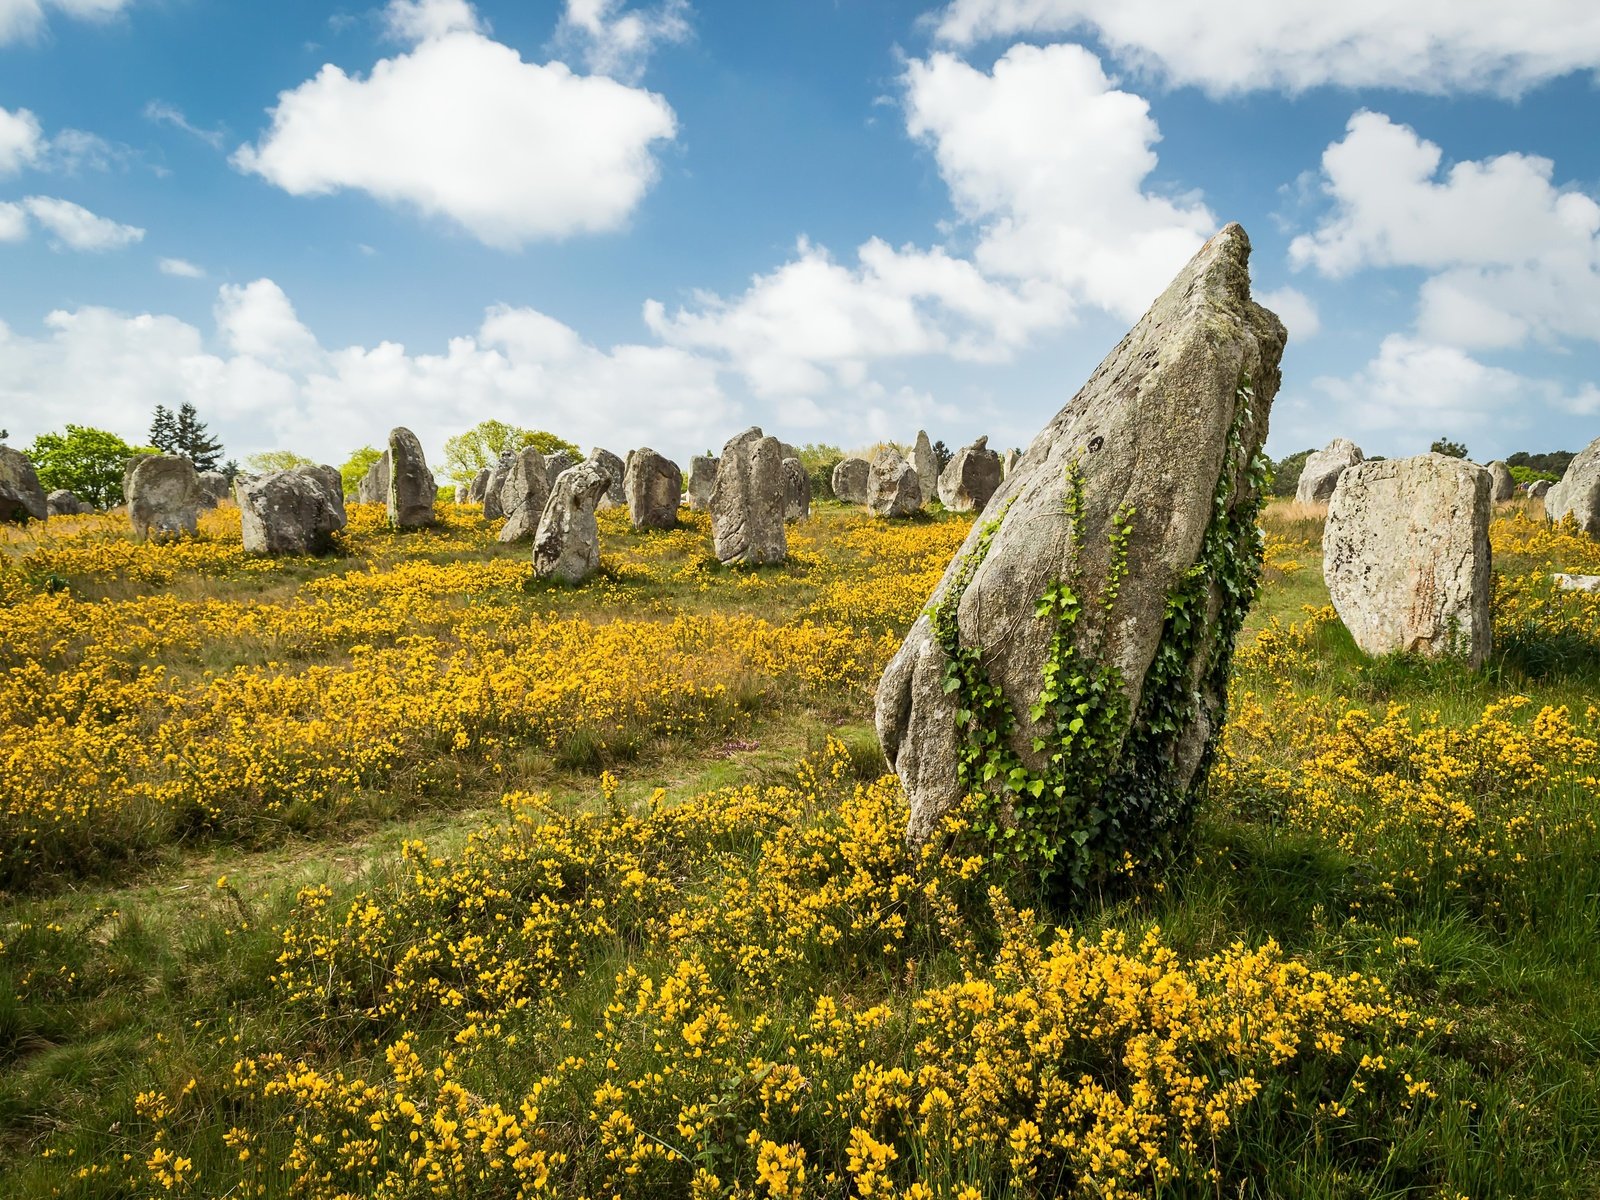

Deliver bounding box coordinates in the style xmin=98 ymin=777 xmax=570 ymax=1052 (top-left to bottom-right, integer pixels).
xmin=357 ymin=451 xmax=390 ymax=504
xmin=454 ymin=484 xmax=469 ymax=504
xmin=937 ymin=435 xmax=1002 ymax=513
xmin=876 ymin=223 xmax=1285 ymax=847
xmin=867 ymin=447 xmax=922 ymax=518
xmin=237 ymin=465 xmax=347 ymax=555
xmin=196 ymin=471 xmax=231 ymax=509
xmin=544 ymin=450 xmax=578 ymax=490
xmin=467 ymin=467 xmax=492 ymax=504
xmin=1003 ymin=448 xmax=1021 ymax=476
xmin=1528 ymin=479 xmax=1552 ymax=502
xmin=46 ymin=488 xmax=90 ymax=516
xmin=482 ymin=452 xmax=516 ymax=520
xmin=1296 ymin=438 xmax=1364 ymax=504
xmin=1325 ymin=454 xmax=1492 ymax=668
xmin=589 ymin=448 xmax=626 ymax=511
xmin=711 ymin=426 xmax=787 ymax=565
xmin=687 ymin=455 xmax=718 ymax=511
xmin=1555 ymin=573 xmax=1600 ymax=592
xmin=623 ymin=448 xmax=682 ymax=530
xmin=497 ymin=446 xmax=552 ymax=543
xmin=0 ymin=447 xmax=48 ymax=523
xmin=533 ymin=461 xmax=610 ymax=584
xmin=1545 ymin=437 xmax=1600 ymax=534
xmin=387 ymin=428 xmax=436 ymax=529
xmin=913 ymin=431 xmax=939 ymax=505
xmin=782 ymin=457 xmax=811 ymax=522
xmin=831 ymin=457 xmax=870 ymax=505
xmin=127 ymin=454 xmax=204 ymax=542
xmin=1486 ymin=460 xmax=1515 ymax=503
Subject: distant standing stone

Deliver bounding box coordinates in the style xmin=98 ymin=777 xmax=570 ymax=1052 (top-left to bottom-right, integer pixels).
xmin=497 ymin=446 xmax=552 ymax=543
xmin=47 ymin=489 xmax=90 ymax=516
xmin=1324 ymin=454 xmax=1492 ymax=668
xmin=1486 ymin=460 xmax=1515 ymax=503
xmin=1527 ymin=479 xmax=1552 ymax=502
xmin=196 ymin=471 xmax=231 ymax=509
xmin=533 ymin=460 xmax=610 ymax=584
xmin=0 ymin=447 xmax=48 ymax=523
xmin=937 ymin=435 xmax=1002 ymax=513
xmin=467 ymin=467 xmax=491 ymax=504
xmin=624 ymin=448 xmax=682 ymax=530
xmin=127 ymin=454 xmax=203 ymax=542
xmin=687 ymin=455 xmax=717 ymax=511
xmin=1002 ymin=448 xmax=1020 ymax=476
xmin=711 ymin=426 xmax=787 ymax=564
xmin=387 ymin=427 xmax=436 ymax=529
xmin=590 ymin=448 xmax=626 ymax=511
xmin=544 ymin=450 xmax=578 ymax=490
xmin=913 ymin=431 xmax=938 ymax=505
xmin=867 ymin=447 xmax=922 ymax=518
xmin=482 ymin=452 xmax=515 ymax=520
xmin=357 ymin=451 xmax=390 ymax=504
xmin=831 ymin=457 xmax=870 ymax=505
xmin=782 ymin=457 xmax=811 ymax=522
xmin=237 ymin=465 xmax=347 ymax=554
xmin=1545 ymin=436 xmax=1600 ymax=534
xmin=1296 ymin=438 xmax=1364 ymax=505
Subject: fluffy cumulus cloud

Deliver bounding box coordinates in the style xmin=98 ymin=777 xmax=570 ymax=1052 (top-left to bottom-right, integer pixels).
xmin=0 ymin=279 xmax=738 ymax=466
xmin=234 ymin=0 xmax=677 ymax=248
xmin=1255 ymin=287 xmax=1320 ymax=340
xmin=157 ymin=257 xmax=204 ymax=278
xmin=554 ymin=0 xmax=691 ymax=83
xmin=18 ymin=196 xmax=144 ymax=250
xmin=0 ymin=0 xmax=134 ymax=46
xmin=0 ymin=106 xmax=43 ymax=174
xmin=932 ymin=0 xmax=1600 ymax=95
xmin=648 ymin=42 xmax=1213 ymax=399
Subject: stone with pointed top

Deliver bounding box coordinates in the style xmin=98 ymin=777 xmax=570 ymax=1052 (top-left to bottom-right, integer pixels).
xmin=937 ymin=435 xmax=1002 ymax=513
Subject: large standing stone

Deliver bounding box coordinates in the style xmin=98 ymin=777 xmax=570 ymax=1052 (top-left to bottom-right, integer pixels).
xmin=1003 ymin=448 xmax=1021 ymax=476
xmin=533 ymin=461 xmax=610 ymax=584
xmin=1546 ymin=437 xmax=1600 ymax=534
xmin=47 ymin=489 xmax=90 ymax=516
xmin=544 ymin=450 xmax=578 ymax=490
xmin=937 ymin=436 xmax=1003 ymax=513
xmin=467 ymin=467 xmax=492 ymax=504
xmin=357 ymin=452 xmax=390 ymax=504
xmin=590 ymin=448 xmax=626 ymax=511
xmin=913 ymin=431 xmax=939 ymax=505
xmin=711 ymin=427 xmax=787 ymax=565
xmin=831 ymin=457 xmax=870 ymax=505
xmin=624 ymin=448 xmax=682 ymax=530
xmin=482 ymin=452 xmax=516 ymax=520
xmin=1528 ymin=479 xmax=1552 ymax=502
xmin=497 ymin=446 xmax=552 ymax=543
xmin=1486 ymin=460 xmax=1516 ymax=504
xmin=127 ymin=454 xmax=204 ymax=542
xmin=196 ymin=471 xmax=231 ymax=509
xmin=876 ymin=223 xmax=1285 ymax=860
xmin=387 ymin=427 xmax=436 ymax=529
xmin=782 ymin=457 xmax=811 ymax=522
xmin=867 ymin=448 xmax=922 ymax=518
xmin=0 ymin=448 xmax=48 ymax=523
xmin=686 ymin=455 xmax=718 ymax=511
xmin=1325 ymin=454 xmax=1492 ymax=667
xmin=1295 ymin=438 xmax=1364 ymax=504
xmin=237 ymin=465 xmax=347 ymax=555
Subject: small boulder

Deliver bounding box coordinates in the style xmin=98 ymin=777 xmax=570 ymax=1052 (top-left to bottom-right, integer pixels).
xmin=1324 ymin=454 xmax=1492 ymax=667
xmin=913 ymin=431 xmax=939 ymax=505
xmin=711 ymin=427 xmax=786 ymax=565
xmin=867 ymin=448 xmax=921 ymax=518
xmin=590 ymin=448 xmax=627 ymax=511
xmin=357 ymin=452 xmax=390 ymax=504
xmin=1486 ymin=460 xmax=1515 ymax=503
xmin=127 ymin=454 xmax=203 ymax=541
xmin=237 ymin=465 xmax=347 ymax=555
xmin=623 ymin=448 xmax=682 ymax=530
xmin=1545 ymin=437 xmax=1600 ymax=534
xmin=0 ymin=447 xmax=48 ymax=523
xmin=387 ymin=427 xmax=436 ymax=529
xmin=937 ymin=436 xmax=1002 ymax=513
xmin=1003 ymin=448 xmax=1020 ymax=476
xmin=686 ymin=455 xmax=718 ymax=511
xmin=1528 ymin=479 xmax=1552 ymax=502
xmin=533 ymin=461 xmax=610 ymax=584
xmin=1555 ymin=573 xmax=1600 ymax=592
xmin=1296 ymin=438 xmax=1364 ymax=504
xmin=482 ymin=452 xmax=515 ymax=520
xmin=196 ymin=471 xmax=231 ymax=509
xmin=497 ymin=447 xmax=552 ymax=543
xmin=831 ymin=457 xmax=870 ymax=505
xmin=782 ymin=457 xmax=811 ymax=522
xmin=47 ymin=489 xmax=90 ymax=516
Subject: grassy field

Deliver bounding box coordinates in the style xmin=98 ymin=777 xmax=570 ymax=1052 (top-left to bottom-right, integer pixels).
xmin=3 ymin=494 xmax=1600 ymax=1197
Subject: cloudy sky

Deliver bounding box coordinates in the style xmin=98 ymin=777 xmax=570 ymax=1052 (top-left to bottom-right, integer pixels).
xmin=2 ymin=0 xmax=1598 ymax=472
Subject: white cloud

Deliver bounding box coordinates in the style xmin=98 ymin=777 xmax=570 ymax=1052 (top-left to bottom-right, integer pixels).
xmin=233 ymin=1 xmax=677 ymax=248
xmin=158 ymin=256 xmax=204 ymax=278
xmin=383 ymin=0 xmax=483 ymax=43
xmin=143 ymin=100 xmax=226 ymax=149
xmin=0 ymin=201 xmax=27 ymax=241
xmin=1255 ymin=287 xmax=1320 ymax=340
xmin=0 ymin=0 xmax=133 ymax=45
xmin=932 ymin=0 xmax=1600 ymax=96
xmin=0 ymin=106 xmax=44 ymax=175
xmin=1290 ymin=111 xmax=1600 ymax=350
xmin=555 ymin=0 xmax=690 ymax=82
xmin=20 ymin=196 xmax=144 ymax=250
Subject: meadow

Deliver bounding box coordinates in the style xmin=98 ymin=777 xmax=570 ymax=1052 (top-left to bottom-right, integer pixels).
xmin=2 ymin=494 xmax=1600 ymax=1197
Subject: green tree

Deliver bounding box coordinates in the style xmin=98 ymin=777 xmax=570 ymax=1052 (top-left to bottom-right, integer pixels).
xmin=340 ymin=446 xmax=384 ymax=497
xmin=150 ymin=403 xmax=224 ymax=471
xmin=442 ymin=421 xmax=580 ymax=485
xmin=149 ymin=405 xmax=178 ymax=453
xmin=796 ymin=442 xmax=845 ymax=501
xmin=930 ymin=439 xmax=953 ymax=473
xmin=246 ymin=450 xmax=315 ymax=473
xmin=26 ymin=425 xmax=147 ymax=507
xmin=1430 ymin=437 xmax=1468 ymax=459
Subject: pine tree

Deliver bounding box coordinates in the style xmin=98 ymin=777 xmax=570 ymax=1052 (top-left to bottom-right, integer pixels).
xmin=173 ymin=403 xmax=224 ymax=472
xmin=149 ymin=405 xmax=178 ymax=453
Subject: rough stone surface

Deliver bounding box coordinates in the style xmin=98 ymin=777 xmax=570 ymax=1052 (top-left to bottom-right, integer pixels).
xmin=711 ymin=427 xmax=787 ymax=565
xmin=387 ymin=427 xmax=437 ymax=529
xmin=533 ymin=461 xmax=610 ymax=584
xmin=237 ymin=465 xmax=347 ymax=554
xmin=497 ymin=447 xmax=552 ymax=543
xmin=590 ymin=448 xmax=626 ymax=510
xmin=1555 ymin=573 xmax=1600 ymax=592
xmin=624 ymin=448 xmax=682 ymax=530
xmin=876 ymin=223 xmax=1285 ymax=845
xmin=913 ymin=431 xmax=939 ymax=504
xmin=1003 ymin=448 xmax=1020 ymax=476
xmin=687 ymin=455 xmax=717 ymax=511
xmin=1325 ymin=454 xmax=1492 ymax=668
xmin=867 ymin=448 xmax=922 ymax=518
xmin=467 ymin=468 xmax=491 ymax=504
xmin=781 ymin=457 xmax=811 ymax=522
xmin=0 ymin=448 xmax=48 ymax=523
xmin=127 ymin=454 xmax=204 ymax=542
xmin=482 ymin=452 xmax=515 ymax=520
xmin=197 ymin=471 xmax=231 ymax=509
xmin=1486 ymin=460 xmax=1516 ymax=503
xmin=1546 ymin=437 xmax=1600 ymax=534
xmin=831 ymin=457 xmax=870 ymax=505
xmin=544 ymin=450 xmax=578 ymax=490
xmin=357 ymin=452 xmax=390 ymax=504
xmin=47 ymin=489 xmax=90 ymax=516
xmin=1528 ymin=479 xmax=1552 ymax=502
xmin=1296 ymin=438 xmax=1364 ymax=504
xmin=937 ymin=436 xmax=1003 ymax=513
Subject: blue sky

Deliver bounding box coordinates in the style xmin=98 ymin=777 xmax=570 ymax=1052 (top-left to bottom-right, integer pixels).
xmin=2 ymin=0 xmax=1598 ymax=476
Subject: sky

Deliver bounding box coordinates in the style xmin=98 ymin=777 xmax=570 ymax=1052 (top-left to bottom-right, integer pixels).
xmin=2 ymin=0 xmax=1599 ymax=476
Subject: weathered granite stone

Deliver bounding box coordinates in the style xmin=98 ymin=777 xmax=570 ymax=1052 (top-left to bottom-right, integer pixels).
xmin=1325 ymin=454 xmax=1492 ymax=667
xmin=1546 ymin=437 xmax=1600 ymax=534
xmin=1296 ymin=438 xmax=1364 ymax=504
xmin=196 ymin=471 xmax=231 ymax=509
xmin=687 ymin=455 xmax=717 ymax=511
xmin=533 ymin=461 xmax=610 ymax=584
xmin=467 ymin=467 xmax=492 ymax=504
xmin=590 ymin=448 xmax=626 ymax=511
xmin=1003 ymin=448 xmax=1020 ymax=476
xmin=937 ymin=436 xmax=1002 ymax=513
xmin=482 ymin=452 xmax=515 ymax=520
xmin=497 ymin=446 xmax=552 ymax=544
xmin=913 ymin=431 xmax=939 ymax=505
xmin=0 ymin=447 xmax=48 ymax=523
xmin=127 ymin=454 xmax=203 ymax=542
xmin=237 ymin=465 xmax=347 ymax=554
xmin=867 ymin=448 xmax=921 ymax=518
xmin=624 ymin=448 xmax=682 ymax=530
xmin=387 ymin=427 xmax=436 ymax=529
xmin=1555 ymin=573 xmax=1600 ymax=592
xmin=1528 ymin=479 xmax=1552 ymax=502
xmin=1486 ymin=460 xmax=1516 ymax=503
xmin=711 ymin=427 xmax=786 ymax=565
xmin=831 ymin=457 xmax=870 ymax=505
xmin=357 ymin=451 xmax=390 ymax=504
xmin=46 ymin=489 xmax=90 ymax=516
xmin=544 ymin=450 xmax=578 ymax=490
xmin=782 ymin=457 xmax=811 ymax=522
xmin=876 ymin=224 xmax=1285 ymax=852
